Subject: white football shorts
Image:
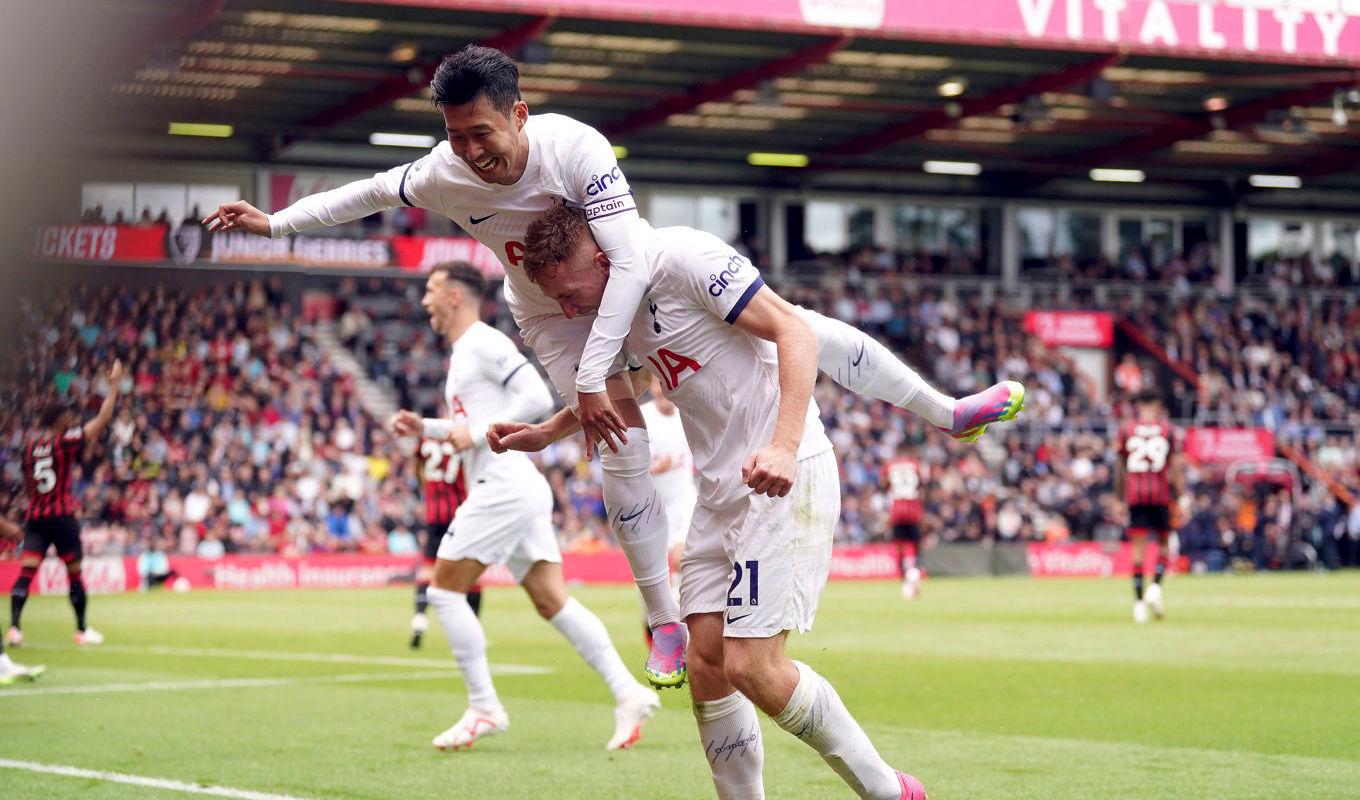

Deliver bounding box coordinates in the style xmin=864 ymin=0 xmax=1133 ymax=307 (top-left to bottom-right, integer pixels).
xmin=678 ymin=449 xmax=839 ymax=639
xmin=514 ymin=313 xmax=637 ymax=411
xmin=437 ymin=474 xmax=560 ymax=583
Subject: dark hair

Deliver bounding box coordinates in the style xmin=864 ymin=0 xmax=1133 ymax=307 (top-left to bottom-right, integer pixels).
xmin=1133 ymin=388 xmax=1162 ymax=407
xmin=432 ymin=262 xmax=486 ymax=300
xmin=39 ymin=402 xmax=72 ymax=428
xmin=430 ymin=45 xmax=521 ymax=113
xmin=523 ymin=204 xmax=591 ymax=284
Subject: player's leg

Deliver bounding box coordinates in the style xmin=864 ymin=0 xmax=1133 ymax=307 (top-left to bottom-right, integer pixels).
xmin=60 ymin=518 xmax=99 ymax=645
xmin=427 ymin=501 xmax=513 ymax=751
xmin=597 ymin=374 xmax=687 ymax=686
xmin=681 ymin=506 xmax=767 ymax=799
xmin=519 ymin=558 xmax=660 ymax=750
xmin=1145 ymin=525 xmax=1169 ymax=620
xmin=725 ymin=450 xmax=925 ymax=799
xmin=724 ymin=635 xmax=917 ymax=800
xmin=895 ymin=524 xmax=922 ymax=600
xmin=427 ymin=554 xmax=507 ymax=750
xmin=525 ymin=315 xmax=685 ymax=686
xmin=797 ymin=306 xmax=1022 ymax=441
xmin=1128 ymin=524 xmax=1149 ymax=623
xmin=8 ymin=522 xmax=48 ymax=646
xmin=688 ymin=613 xmax=766 ymax=799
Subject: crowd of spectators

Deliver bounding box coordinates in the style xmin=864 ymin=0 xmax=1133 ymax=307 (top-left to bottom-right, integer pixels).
xmin=0 ymin=280 xmax=426 ymax=559
xmin=3 ymin=270 xmax=1357 ymax=572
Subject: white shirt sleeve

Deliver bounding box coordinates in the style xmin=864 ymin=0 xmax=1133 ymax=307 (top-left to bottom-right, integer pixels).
xmin=561 ymin=127 xmax=649 ymax=395
xmin=266 ymin=153 xmax=436 ymax=238
xmin=674 ymin=243 xmax=766 ymax=325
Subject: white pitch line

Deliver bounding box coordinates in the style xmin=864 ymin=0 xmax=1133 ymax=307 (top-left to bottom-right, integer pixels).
xmin=24 ymin=643 xmax=552 ymax=676
xmin=0 ymin=669 xmax=452 ymax=699
xmin=0 ymin=758 xmax=312 ymax=800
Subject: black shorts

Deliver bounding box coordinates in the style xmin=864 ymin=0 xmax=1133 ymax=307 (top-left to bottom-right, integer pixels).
xmin=1127 ymin=505 xmax=1171 ymax=539
xmin=423 ymin=521 xmax=451 ymax=562
xmin=23 ymin=515 xmax=82 ymax=559
xmin=892 ymin=522 xmax=922 ymax=543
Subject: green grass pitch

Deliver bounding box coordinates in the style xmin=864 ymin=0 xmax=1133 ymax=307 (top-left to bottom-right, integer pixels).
xmin=3 ymin=573 xmax=1358 ymax=799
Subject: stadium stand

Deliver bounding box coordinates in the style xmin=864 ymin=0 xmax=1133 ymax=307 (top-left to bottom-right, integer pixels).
xmin=11 ymin=259 xmax=1349 ymax=572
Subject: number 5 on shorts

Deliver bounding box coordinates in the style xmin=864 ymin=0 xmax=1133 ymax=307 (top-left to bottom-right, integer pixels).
xmin=726 ymin=560 xmax=759 ymax=607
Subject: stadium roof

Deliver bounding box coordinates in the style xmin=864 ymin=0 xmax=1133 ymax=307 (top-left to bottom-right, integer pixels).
xmin=94 ymin=0 xmax=1360 ymax=205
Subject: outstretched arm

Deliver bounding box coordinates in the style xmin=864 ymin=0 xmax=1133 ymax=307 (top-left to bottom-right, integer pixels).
xmin=203 ymin=160 xmax=420 ymax=237
xmin=82 ymin=360 xmax=123 ymax=441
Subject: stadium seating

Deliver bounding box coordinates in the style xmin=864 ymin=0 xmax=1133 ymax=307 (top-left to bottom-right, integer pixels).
xmin=3 ymin=271 xmax=1356 ymax=571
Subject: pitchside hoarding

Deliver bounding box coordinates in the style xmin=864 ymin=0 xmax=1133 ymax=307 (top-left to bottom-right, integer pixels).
xmin=0 ymin=545 xmax=908 ymax=595
xmin=32 ymin=223 xmax=504 ymax=276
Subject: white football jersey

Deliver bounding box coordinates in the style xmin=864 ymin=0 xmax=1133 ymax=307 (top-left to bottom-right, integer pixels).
xmin=628 ymin=227 xmax=832 ymax=508
xmin=640 ymin=399 xmax=697 ymax=509
xmin=269 ymin=113 xmax=649 ymax=393
xmin=444 ymin=321 xmax=549 ymax=491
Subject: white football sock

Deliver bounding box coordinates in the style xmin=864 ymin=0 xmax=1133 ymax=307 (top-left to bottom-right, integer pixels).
xmin=548 ymin=597 xmax=638 ymax=703
xmin=427 ymin=586 xmax=501 ymax=712
xmin=0 ymin=653 xmax=12 ymax=671
xmin=799 ymin=307 xmax=956 ymax=428
xmin=600 ymin=429 xmax=680 ymax=627
xmin=772 ymin=661 xmax=899 ymax=800
xmin=694 ymin=691 xmax=766 ymax=800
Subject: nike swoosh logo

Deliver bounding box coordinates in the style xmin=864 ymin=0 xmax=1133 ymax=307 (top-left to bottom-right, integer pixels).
xmin=619 ymin=509 xmax=645 ymax=523
xmin=851 ymin=344 xmax=865 ymax=367
xmin=469 ymin=213 xmax=497 ymax=225
xmin=726 ymin=613 xmax=752 ymax=624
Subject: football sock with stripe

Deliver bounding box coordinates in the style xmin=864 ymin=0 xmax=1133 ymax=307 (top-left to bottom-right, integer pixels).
xmin=694 ymin=691 xmax=766 ymax=800
xmin=548 ymin=597 xmax=638 ymax=703
xmin=600 ymin=430 xmax=680 ymax=628
xmin=772 ymin=661 xmax=899 ymax=800
xmin=798 ymin=307 xmax=956 ymax=429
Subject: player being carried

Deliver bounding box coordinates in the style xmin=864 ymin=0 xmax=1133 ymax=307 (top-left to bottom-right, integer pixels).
xmin=1116 ymin=389 xmax=1184 ymax=623
xmin=495 ymin=206 xmax=929 ymax=799
xmin=8 ymin=360 xmax=122 ymax=650
xmin=204 ymin=45 xmax=689 ymax=686
xmin=389 ymin=263 xmax=659 ymax=751
xmin=0 ymin=515 xmax=44 ymax=684
xmin=202 ymin=44 xmax=1021 ymax=687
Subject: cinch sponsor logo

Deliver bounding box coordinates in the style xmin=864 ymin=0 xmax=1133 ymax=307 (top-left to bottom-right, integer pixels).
xmin=708 ymin=255 xmax=747 ymax=297
xmin=584 ymin=166 xmax=623 ymax=196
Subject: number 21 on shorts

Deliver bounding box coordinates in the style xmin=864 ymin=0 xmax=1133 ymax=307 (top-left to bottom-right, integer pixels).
xmin=727 ymin=560 xmax=760 ymax=608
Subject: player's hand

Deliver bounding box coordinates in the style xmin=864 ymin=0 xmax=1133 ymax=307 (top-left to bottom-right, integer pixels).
xmin=449 ymin=425 xmax=475 ymax=452
xmin=202 ymin=201 xmax=271 ymax=236
xmin=576 ymin=391 xmax=628 ymax=456
xmin=742 ymin=444 xmax=797 ymax=497
xmin=108 ymin=359 xmax=123 ymax=385
xmin=488 ymin=421 xmax=550 ymax=453
xmin=389 ymin=410 xmax=421 ymax=437
xmin=650 ymin=453 xmax=675 ymax=474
